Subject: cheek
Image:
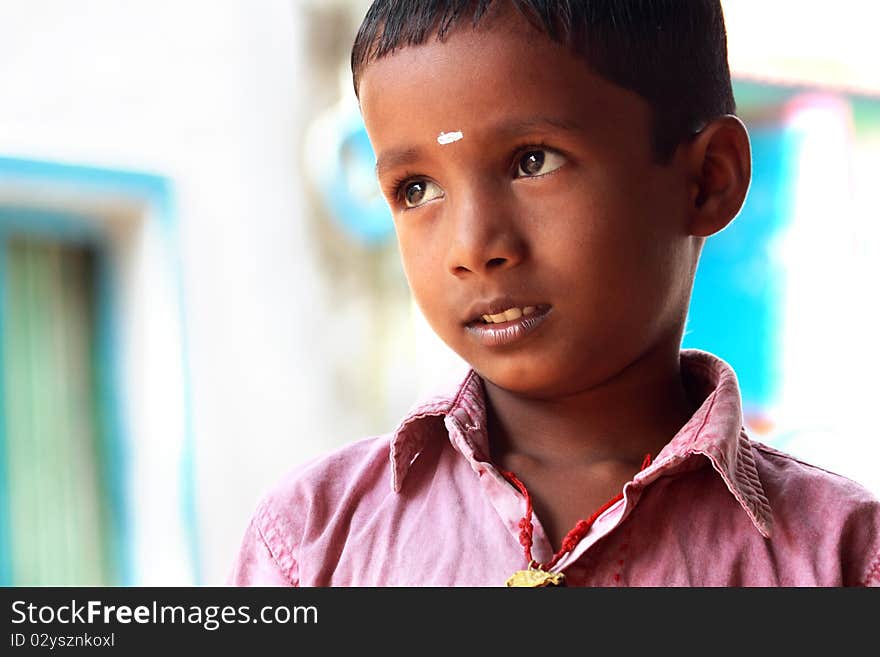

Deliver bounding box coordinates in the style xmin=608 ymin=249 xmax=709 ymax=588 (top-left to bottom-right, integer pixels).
xmin=395 ymin=233 xmax=446 ymax=313
xmin=394 ymin=221 xmax=422 ymax=271
xmin=534 ymin=187 xmax=681 ymax=309
xmin=527 ymin=191 xmax=630 ymax=275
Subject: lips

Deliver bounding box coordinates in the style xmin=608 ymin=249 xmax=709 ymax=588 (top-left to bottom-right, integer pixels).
xmin=463 ymin=300 xmax=553 ymax=347
xmin=464 ymin=297 xmax=549 ymax=326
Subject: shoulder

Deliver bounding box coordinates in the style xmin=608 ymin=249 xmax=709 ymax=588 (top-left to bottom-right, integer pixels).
xmin=257 ymin=432 xmax=396 ymax=519
xmin=751 ymin=441 xmax=880 ymax=585
xmin=751 ymin=440 xmax=879 ymax=508
xmin=228 ymin=432 xmax=397 ymax=586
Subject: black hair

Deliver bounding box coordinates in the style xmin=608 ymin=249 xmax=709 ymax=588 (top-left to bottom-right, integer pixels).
xmin=351 ymin=0 xmax=735 ymax=162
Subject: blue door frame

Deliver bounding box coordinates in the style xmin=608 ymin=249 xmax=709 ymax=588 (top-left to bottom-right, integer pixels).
xmin=0 ymin=156 xmax=199 ymax=585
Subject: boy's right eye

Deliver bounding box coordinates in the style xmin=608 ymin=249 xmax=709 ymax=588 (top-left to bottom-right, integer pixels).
xmin=402 ymin=180 xmax=444 ymax=208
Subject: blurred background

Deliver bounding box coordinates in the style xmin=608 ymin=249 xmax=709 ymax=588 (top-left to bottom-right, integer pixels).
xmin=0 ymin=0 xmax=877 ymax=585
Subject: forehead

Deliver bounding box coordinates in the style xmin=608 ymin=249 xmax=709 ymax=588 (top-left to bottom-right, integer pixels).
xmin=357 ymin=8 xmax=653 ymax=164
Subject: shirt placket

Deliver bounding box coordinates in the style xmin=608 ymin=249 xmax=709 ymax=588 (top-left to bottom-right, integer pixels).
xmin=551 ymin=484 xmax=645 ymax=572
xmin=444 ymin=411 xmax=557 ymax=567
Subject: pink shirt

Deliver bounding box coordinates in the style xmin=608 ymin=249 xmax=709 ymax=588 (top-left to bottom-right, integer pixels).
xmin=228 ymin=350 xmax=880 ymax=586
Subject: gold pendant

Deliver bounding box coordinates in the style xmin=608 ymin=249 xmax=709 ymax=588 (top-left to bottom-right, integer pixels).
xmin=505 ymin=565 xmax=566 ymax=587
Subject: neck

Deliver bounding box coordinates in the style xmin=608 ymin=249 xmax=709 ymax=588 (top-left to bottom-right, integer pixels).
xmin=485 ymin=341 xmax=698 ymax=470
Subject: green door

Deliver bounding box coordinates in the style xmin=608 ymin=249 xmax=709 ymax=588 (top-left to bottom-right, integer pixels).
xmin=2 ymin=237 xmax=113 ymax=585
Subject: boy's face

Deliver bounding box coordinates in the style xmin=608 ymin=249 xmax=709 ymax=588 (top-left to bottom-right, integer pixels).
xmin=359 ymin=8 xmax=698 ymax=399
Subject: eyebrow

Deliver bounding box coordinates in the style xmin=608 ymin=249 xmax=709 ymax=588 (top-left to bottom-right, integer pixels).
xmin=495 ymin=116 xmax=582 ymax=136
xmin=375 ymin=146 xmax=422 ymax=179
xmin=374 ymin=116 xmax=583 ymax=178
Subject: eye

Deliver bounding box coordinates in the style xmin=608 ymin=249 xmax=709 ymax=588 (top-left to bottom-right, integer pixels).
xmin=402 ymin=179 xmax=444 ymax=208
xmin=516 ymin=149 xmax=566 ymax=178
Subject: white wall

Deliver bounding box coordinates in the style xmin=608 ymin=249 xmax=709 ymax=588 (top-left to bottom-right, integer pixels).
xmin=0 ymin=0 xmax=364 ymax=584
xmin=723 ymin=0 xmax=880 ymax=94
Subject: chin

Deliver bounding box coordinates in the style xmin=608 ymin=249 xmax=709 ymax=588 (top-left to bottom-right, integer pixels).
xmin=474 ymin=360 xmax=571 ymax=399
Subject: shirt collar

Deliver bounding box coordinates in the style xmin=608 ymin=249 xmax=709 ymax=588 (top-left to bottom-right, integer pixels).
xmin=388 ymin=369 xmax=488 ymax=493
xmin=389 ymin=349 xmax=773 ymax=538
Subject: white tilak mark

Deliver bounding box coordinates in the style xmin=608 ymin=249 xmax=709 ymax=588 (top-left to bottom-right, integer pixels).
xmin=437 ymin=130 xmax=463 ymax=145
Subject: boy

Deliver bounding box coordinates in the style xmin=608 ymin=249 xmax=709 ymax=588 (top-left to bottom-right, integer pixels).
xmin=229 ymin=0 xmax=880 ymax=586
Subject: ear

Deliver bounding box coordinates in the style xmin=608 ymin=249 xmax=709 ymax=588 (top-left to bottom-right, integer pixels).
xmin=684 ymin=115 xmax=752 ymax=238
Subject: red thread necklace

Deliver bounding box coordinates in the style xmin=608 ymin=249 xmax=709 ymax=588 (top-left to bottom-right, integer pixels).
xmin=501 ymin=453 xmax=652 ymax=587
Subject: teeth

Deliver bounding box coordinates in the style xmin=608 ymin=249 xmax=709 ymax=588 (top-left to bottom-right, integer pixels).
xmin=480 ymin=306 xmax=536 ymax=324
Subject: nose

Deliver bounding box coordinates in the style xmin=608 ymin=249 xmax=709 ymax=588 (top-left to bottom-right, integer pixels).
xmin=444 ymin=187 xmax=527 ymax=277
